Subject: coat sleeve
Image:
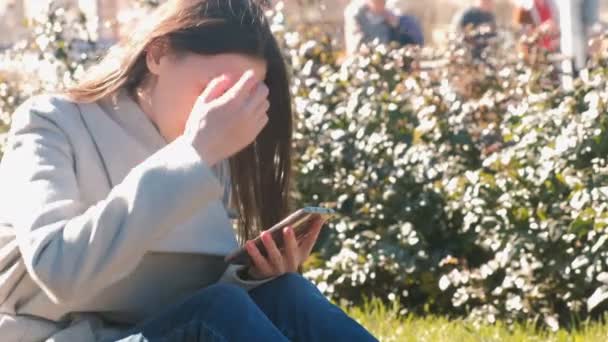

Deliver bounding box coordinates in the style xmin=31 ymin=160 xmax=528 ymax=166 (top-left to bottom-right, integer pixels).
xmin=1 ymin=96 xmax=223 ymax=305
xmin=217 ymin=264 xmax=276 ymax=291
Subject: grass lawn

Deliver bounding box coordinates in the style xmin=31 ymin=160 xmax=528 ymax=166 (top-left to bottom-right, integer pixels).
xmin=344 ymin=300 xmax=608 ymax=341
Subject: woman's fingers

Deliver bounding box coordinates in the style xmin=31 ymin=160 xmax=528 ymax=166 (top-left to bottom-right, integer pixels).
xmin=253 ymin=100 xmax=270 ymax=120
xmin=283 ymin=226 xmax=299 ymax=272
xmin=299 ymin=218 xmax=326 ymax=257
xmin=244 ymin=87 xmax=269 ymax=133
xmin=254 ymin=111 xmax=269 ymax=131
xmin=246 ymin=241 xmax=272 ymax=276
xmin=243 ymin=83 xmax=269 ymax=114
xmin=199 ymin=74 xmax=232 ymax=103
xmin=219 ymin=69 xmax=258 ymax=105
xmin=261 ymin=231 xmax=285 ymax=273
xmin=246 ymin=221 xmax=325 ymax=279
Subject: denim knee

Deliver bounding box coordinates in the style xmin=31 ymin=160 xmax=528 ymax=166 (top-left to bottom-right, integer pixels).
xmin=189 ymin=283 xmax=252 ymax=316
xmin=201 ymin=283 xmax=249 ymax=300
xmin=264 ymin=273 xmax=325 ymax=312
xmin=270 ymin=273 xmax=318 ymax=293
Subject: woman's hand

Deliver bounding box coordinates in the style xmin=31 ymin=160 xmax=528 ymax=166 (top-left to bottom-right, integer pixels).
xmin=185 ymin=70 xmax=269 ymax=167
xmin=243 ymin=217 xmax=327 ymax=280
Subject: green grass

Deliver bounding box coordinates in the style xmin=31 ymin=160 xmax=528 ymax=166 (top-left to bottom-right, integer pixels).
xmin=344 ymin=299 xmax=608 ymax=342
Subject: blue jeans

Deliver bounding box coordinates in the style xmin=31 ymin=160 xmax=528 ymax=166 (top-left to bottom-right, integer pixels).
xmin=112 ymin=273 xmax=377 ymax=341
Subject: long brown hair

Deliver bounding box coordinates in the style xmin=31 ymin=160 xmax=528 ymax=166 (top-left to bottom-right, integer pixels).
xmin=67 ymin=0 xmax=292 ymax=242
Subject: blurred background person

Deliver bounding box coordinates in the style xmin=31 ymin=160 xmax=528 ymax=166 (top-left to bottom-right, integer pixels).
xmin=344 ymin=0 xmax=423 ymax=56
xmin=452 ymin=0 xmax=497 ymax=59
xmin=452 ymin=0 xmax=497 ymax=33
xmin=513 ymin=0 xmax=560 ymax=52
xmin=345 ymin=0 xmax=398 ymax=55
xmin=392 ymin=13 xmax=425 ymax=46
xmin=582 ymin=0 xmax=600 ymax=32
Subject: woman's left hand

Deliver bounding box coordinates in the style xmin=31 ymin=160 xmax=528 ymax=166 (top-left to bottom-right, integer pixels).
xmin=243 ymin=217 xmax=326 ymax=280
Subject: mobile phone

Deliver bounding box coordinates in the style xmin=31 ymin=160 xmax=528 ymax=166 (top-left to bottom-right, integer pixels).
xmin=224 ymin=207 xmax=335 ymax=265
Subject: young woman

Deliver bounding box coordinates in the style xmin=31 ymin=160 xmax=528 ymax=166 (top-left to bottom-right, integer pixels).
xmin=0 ymin=0 xmax=377 ymax=341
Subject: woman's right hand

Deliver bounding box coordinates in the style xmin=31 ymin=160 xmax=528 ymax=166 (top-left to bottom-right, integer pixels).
xmin=185 ymin=70 xmax=269 ymax=166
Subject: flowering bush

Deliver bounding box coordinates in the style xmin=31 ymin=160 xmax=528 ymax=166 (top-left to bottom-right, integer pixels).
xmin=270 ymin=3 xmax=608 ymax=328
xmin=0 ymin=4 xmax=103 ymax=156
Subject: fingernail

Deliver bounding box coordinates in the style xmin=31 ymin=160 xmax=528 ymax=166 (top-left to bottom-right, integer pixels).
xmin=283 ymin=227 xmax=290 ymax=235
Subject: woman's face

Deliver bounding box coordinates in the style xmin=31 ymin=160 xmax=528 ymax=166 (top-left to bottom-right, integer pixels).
xmin=144 ymin=52 xmax=267 ymax=142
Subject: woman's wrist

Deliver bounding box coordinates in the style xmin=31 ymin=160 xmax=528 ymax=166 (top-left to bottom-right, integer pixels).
xmin=185 ymin=133 xmax=219 ymax=167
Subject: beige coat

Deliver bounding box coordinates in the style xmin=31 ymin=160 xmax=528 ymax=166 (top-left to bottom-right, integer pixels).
xmin=0 ymin=90 xmax=268 ymax=342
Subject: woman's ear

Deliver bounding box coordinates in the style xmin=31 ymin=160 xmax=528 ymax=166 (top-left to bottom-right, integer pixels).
xmin=145 ymin=39 xmax=169 ymax=76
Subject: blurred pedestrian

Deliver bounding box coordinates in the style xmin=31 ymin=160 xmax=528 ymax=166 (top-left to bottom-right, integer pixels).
xmin=452 ymin=0 xmax=497 ymax=33
xmin=513 ymin=0 xmax=560 ymax=51
xmin=452 ymin=0 xmax=497 ymax=59
xmin=344 ymin=0 xmax=423 ymax=55
xmin=392 ymin=15 xmax=425 ymax=46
